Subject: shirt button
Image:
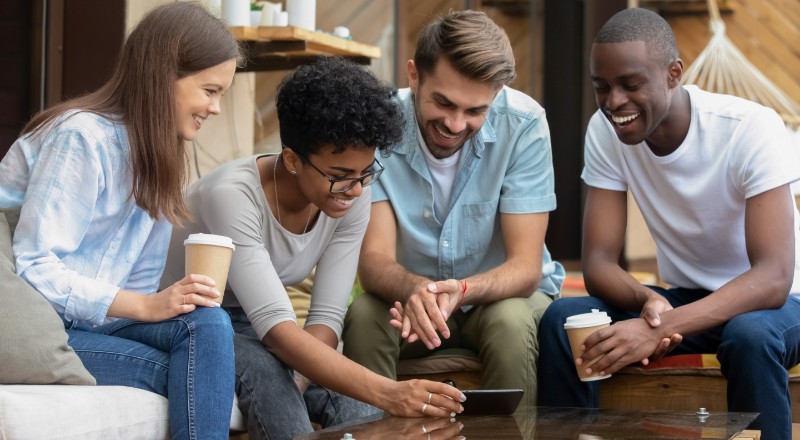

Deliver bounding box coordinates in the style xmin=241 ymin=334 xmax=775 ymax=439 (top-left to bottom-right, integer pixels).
xmin=423 ymin=210 xmax=431 ymax=218
xmin=442 ymin=240 xmax=449 ymax=247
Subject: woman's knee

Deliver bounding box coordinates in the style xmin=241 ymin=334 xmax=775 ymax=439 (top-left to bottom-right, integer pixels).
xmin=180 ymin=306 xmax=234 ymax=343
xmin=234 ymin=333 xmax=289 ymax=377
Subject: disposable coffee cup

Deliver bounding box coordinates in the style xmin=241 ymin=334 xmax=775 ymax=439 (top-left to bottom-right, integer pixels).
xmin=184 ymin=233 xmax=235 ymax=303
xmin=564 ymin=309 xmax=612 ymax=381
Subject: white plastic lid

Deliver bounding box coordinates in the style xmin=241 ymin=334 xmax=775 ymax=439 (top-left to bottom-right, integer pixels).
xmin=183 ymin=233 xmax=235 ymax=250
xmin=563 ymin=309 xmax=611 ymax=329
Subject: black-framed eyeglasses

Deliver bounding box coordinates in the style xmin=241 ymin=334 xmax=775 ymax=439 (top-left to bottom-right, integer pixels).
xmin=299 ymin=154 xmax=384 ymax=194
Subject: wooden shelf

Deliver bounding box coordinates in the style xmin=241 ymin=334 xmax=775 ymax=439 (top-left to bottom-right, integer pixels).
xmin=229 ymin=26 xmax=381 ymax=72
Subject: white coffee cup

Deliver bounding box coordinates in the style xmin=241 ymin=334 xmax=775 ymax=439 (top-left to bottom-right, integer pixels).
xmin=564 ymin=309 xmax=612 ymax=381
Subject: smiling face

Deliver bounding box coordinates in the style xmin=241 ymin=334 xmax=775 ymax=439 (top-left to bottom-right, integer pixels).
xmin=408 ymin=59 xmax=499 ymax=159
xmin=590 ymin=40 xmax=684 ymax=149
xmin=174 ymin=58 xmax=237 ymax=141
xmin=287 ymin=145 xmax=379 ymax=218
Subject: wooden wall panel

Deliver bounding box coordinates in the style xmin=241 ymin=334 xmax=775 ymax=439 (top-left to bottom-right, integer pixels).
xmin=252 ymin=0 xmax=544 ymax=151
xmin=668 ymin=0 xmax=800 ymax=107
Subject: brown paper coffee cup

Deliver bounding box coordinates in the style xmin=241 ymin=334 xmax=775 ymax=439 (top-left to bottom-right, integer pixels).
xmin=184 ymin=233 xmax=235 ymax=303
xmin=564 ymin=309 xmax=612 ymax=381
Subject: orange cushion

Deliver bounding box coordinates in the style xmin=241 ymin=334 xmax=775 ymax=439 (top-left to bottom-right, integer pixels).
xmin=620 ymin=353 xmax=800 ymax=380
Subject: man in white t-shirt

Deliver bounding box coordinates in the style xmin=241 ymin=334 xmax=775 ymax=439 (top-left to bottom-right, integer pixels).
xmin=537 ymin=8 xmax=800 ymax=438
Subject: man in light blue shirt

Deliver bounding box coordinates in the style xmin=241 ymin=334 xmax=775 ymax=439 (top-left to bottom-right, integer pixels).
xmin=342 ymin=10 xmax=564 ymax=408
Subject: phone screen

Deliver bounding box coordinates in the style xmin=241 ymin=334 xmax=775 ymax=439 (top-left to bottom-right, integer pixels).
xmin=461 ymin=389 xmax=524 ymax=416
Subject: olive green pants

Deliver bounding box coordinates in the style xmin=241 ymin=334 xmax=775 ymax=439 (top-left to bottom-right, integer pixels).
xmin=342 ymin=290 xmax=554 ymax=407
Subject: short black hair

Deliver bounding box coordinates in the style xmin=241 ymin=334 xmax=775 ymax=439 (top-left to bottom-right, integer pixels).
xmin=276 ymin=57 xmax=403 ymax=157
xmin=594 ymin=8 xmax=679 ymax=66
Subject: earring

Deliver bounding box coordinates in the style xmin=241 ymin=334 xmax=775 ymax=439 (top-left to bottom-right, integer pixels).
xmin=290 ymin=170 xmax=297 ymax=175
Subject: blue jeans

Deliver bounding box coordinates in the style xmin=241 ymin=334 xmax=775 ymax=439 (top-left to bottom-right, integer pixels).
xmin=538 ymin=288 xmax=800 ymax=440
xmin=228 ymin=308 xmax=381 ymax=440
xmin=66 ymin=306 xmax=235 ymax=440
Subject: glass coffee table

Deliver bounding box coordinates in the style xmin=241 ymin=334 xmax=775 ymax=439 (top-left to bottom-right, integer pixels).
xmin=294 ymin=406 xmax=759 ymax=439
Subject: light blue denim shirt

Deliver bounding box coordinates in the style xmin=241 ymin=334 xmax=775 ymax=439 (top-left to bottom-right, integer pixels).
xmin=0 ymin=111 xmax=172 ymax=328
xmin=374 ymin=88 xmax=564 ymax=296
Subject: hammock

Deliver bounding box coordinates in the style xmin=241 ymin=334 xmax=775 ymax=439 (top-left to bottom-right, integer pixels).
xmin=680 ymin=0 xmax=800 ymax=129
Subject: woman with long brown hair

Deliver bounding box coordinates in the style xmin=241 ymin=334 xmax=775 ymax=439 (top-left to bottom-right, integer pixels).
xmin=0 ymin=3 xmax=241 ymax=439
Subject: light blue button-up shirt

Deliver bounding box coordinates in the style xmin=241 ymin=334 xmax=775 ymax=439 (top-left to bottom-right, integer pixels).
xmin=374 ymin=88 xmax=564 ymax=295
xmin=0 ymin=111 xmax=172 ymax=328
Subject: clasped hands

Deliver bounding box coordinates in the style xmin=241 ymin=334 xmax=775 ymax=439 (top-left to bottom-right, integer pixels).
xmin=577 ymin=297 xmax=683 ymax=377
xmin=389 ymin=279 xmax=463 ymax=350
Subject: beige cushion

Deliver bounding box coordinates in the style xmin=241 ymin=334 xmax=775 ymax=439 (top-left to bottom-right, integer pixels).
xmin=0 ymin=211 xmax=95 ymax=385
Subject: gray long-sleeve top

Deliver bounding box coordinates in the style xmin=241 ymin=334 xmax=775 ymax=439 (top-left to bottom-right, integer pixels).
xmin=162 ymin=155 xmax=370 ymax=340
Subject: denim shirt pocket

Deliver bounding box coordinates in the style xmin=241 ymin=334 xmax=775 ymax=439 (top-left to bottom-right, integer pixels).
xmin=462 ymin=200 xmax=498 ymax=255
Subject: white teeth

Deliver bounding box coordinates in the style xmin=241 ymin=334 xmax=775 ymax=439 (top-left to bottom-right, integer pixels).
xmin=194 ymin=116 xmax=203 ymax=126
xmin=611 ymin=113 xmax=639 ymax=124
xmin=435 ymin=124 xmax=458 ymax=140
xmin=334 ymin=197 xmax=354 ymax=206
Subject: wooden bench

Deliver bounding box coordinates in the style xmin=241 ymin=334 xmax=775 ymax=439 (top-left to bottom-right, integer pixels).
xmin=398 ymin=351 xmax=800 ymax=424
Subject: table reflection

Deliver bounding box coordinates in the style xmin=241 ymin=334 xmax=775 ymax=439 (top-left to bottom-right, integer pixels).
xmin=294 ymin=406 xmax=758 ymax=439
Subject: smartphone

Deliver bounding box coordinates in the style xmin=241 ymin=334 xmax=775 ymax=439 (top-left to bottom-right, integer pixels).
xmin=460 ymin=389 xmax=524 ymax=416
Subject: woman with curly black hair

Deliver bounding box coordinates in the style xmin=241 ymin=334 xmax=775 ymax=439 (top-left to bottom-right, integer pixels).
xmin=162 ymin=57 xmax=465 ymax=439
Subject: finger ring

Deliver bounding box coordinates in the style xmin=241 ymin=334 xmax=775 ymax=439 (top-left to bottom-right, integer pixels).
xmin=426 ymin=392 xmax=432 ymax=404
xmin=183 ymin=295 xmax=187 ymax=305
xmin=421 ymin=403 xmax=428 ymax=413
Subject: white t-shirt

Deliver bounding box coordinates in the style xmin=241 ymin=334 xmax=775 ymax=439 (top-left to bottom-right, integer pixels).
xmin=582 ymin=85 xmax=800 ymax=294
xmin=417 ymin=127 xmax=463 ymax=222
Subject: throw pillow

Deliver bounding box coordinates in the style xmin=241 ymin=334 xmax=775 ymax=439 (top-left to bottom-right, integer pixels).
xmin=0 ymin=212 xmax=95 ymax=385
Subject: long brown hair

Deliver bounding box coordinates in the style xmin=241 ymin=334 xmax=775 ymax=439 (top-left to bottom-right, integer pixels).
xmin=22 ymin=2 xmax=241 ymax=224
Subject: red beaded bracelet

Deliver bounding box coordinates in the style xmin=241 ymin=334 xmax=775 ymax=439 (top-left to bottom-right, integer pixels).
xmin=459 ymin=279 xmax=467 ymax=305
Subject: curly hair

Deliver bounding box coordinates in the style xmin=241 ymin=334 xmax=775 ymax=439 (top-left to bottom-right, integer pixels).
xmin=276 ymin=57 xmax=403 ymax=157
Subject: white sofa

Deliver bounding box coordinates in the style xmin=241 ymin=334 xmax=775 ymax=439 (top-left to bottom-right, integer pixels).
xmin=0 ymin=385 xmax=244 ymax=439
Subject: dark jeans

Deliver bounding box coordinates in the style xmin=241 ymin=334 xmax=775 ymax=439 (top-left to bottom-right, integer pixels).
xmin=537 ymin=288 xmax=800 ymax=440
xmin=228 ymin=308 xmax=381 ymax=440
